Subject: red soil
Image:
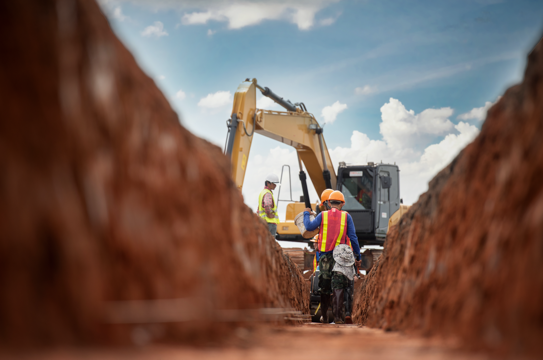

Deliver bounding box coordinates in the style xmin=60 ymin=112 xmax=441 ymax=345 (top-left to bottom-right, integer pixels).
xmin=0 ymin=0 xmax=307 ymax=347
xmin=353 ymin=37 xmax=543 ymax=358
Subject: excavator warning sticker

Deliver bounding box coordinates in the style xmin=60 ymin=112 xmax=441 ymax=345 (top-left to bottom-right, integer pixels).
xmin=382 ymin=212 xmax=387 ymax=218
xmin=350 ymin=171 xmax=363 ymax=177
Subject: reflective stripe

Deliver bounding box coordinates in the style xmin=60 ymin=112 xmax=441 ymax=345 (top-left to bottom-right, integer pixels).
xmin=334 ymin=212 xmax=347 ymax=247
xmin=317 ymin=209 xmax=348 ymax=252
xmin=258 ymin=188 xmax=279 ymax=224
xmin=320 ymin=212 xmax=328 ymax=252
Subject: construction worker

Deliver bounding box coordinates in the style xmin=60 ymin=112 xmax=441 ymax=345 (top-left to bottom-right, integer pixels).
xmin=320 ymin=188 xmax=334 ymax=212
xmin=303 ymin=190 xmax=361 ymax=324
xmin=258 ymin=173 xmax=280 ymax=236
xmin=313 ymin=189 xmax=334 ymax=263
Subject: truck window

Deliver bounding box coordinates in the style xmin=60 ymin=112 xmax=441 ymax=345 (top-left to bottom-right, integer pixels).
xmin=340 ymin=170 xmax=373 ymax=211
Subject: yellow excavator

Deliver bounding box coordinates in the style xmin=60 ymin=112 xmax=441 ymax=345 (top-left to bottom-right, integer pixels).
xmin=224 ymin=78 xmax=409 ymax=322
xmin=224 ymin=78 xmax=409 ymax=268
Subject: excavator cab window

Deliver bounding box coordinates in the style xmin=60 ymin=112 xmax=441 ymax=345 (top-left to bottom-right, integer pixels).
xmin=339 ymin=169 xmax=374 ymax=211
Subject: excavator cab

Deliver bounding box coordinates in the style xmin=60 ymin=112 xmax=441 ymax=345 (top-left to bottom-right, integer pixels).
xmin=336 ymin=162 xmax=400 ymax=246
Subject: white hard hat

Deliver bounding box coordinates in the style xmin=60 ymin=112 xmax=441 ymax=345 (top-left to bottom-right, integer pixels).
xmin=265 ymin=173 xmax=280 ymax=183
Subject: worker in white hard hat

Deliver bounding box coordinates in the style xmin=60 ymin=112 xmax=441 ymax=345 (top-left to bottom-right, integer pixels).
xmin=258 ymin=173 xmax=280 ymax=236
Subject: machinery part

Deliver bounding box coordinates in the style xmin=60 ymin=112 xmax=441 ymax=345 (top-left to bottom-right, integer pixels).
xmin=237 ymin=113 xmax=256 ymax=137
xmin=225 ymin=113 xmax=239 ymax=157
xmin=298 ymin=154 xmax=311 ymax=208
xmin=277 ymin=165 xmax=293 ymax=203
xmin=318 ymin=133 xmax=333 ymax=189
xmin=256 ymin=84 xmax=297 ymax=112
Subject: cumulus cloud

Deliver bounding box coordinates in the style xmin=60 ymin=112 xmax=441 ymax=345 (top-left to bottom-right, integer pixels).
xmin=319 ymin=17 xmax=336 ymax=26
xmin=239 ymin=97 xmax=479 ymax=240
xmin=175 ymin=89 xmax=186 ymax=100
xmin=207 ymin=29 xmax=216 ymax=36
xmin=198 ymin=90 xmax=233 ymax=109
xmin=113 ymin=6 xmax=128 ymax=21
xmin=379 ymin=98 xmax=454 ymax=151
xmin=97 ymin=1 xmax=131 ymax=21
xmin=457 ymin=98 xmax=500 ymax=121
xmin=114 ymin=0 xmax=339 ymax=30
xmin=141 ymin=21 xmax=168 ymax=37
xmin=329 ymin=98 xmax=480 ymax=205
xmin=257 ymin=96 xmax=282 ymax=110
xmin=354 ymin=85 xmax=376 ymax=95
xmin=321 ymin=101 xmax=347 ymax=124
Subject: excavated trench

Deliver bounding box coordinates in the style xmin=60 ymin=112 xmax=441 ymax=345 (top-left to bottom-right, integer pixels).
xmin=0 ymin=0 xmax=307 ymax=347
xmin=1 ymin=0 xmax=543 ymax=358
xmin=353 ymin=36 xmax=543 ymax=358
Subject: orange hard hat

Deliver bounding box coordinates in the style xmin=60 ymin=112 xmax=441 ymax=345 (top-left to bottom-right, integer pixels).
xmin=328 ymin=190 xmax=345 ymax=203
xmin=320 ymin=189 xmax=334 ymax=203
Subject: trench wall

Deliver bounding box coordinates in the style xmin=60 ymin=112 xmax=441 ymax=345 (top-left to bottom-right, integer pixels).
xmin=353 ymin=36 xmax=543 ymax=357
xmin=0 ymin=0 xmax=308 ymax=347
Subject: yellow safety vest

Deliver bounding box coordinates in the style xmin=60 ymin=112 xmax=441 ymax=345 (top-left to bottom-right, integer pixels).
xmin=258 ymin=188 xmax=279 ymax=224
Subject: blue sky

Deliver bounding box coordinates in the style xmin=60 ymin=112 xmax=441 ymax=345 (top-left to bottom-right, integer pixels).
xmin=99 ymin=0 xmax=542 ymax=219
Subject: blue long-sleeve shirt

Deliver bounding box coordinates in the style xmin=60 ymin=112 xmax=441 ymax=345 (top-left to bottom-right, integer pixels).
xmin=303 ymin=210 xmax=361 ymax=260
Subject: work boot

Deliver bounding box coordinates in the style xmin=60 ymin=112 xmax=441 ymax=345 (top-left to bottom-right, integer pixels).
xmin=333 ymin=289 xmax=345 ymax=324
xmin=320 ymin=293 xmax=331 ymax=323
xmin=345 ymin=282 xmax=353 ymax=324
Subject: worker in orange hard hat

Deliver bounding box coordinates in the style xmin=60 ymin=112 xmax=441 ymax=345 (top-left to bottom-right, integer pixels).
xmin=312 ymin=188 xmax=335 ymax=315
xmin=303 ymin=190 xmax=361 ymax=324
xmin=313 ymin=189 xmax=334 ymax=270
xmin=320 ymin=189 xmax=334 ymax=212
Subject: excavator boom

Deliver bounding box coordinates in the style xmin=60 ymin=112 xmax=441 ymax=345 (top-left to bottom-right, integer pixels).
xmin=225 ymin=79 xmax=336 ymax=199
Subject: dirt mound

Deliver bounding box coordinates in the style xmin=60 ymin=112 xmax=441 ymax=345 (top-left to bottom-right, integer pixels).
xmin=353 ymin=36 xmax=543 ymax=357
xmin=0 ymin=0 xmax=308 ymax=347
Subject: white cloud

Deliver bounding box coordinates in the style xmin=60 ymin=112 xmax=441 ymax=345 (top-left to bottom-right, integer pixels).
xmin=329 ymin=98 xmax=480 ymax=205
xmin=355 ymin=85 xmax=376 ymax=95
xmin=321 ymin=101 xmax=347 ymax=124
xmin=319 ymin=17 xmax=336 ymax=26
xmin=97 ymin=1 xmax=131 ymax=21
xmin=457 ymin=97 xmax=499 ymax=121
xmin=113 ymin=6 xmax=128 ymax=21
xmin=198 ymin=90 xmax=233 ymax=109
xmin=141 ymin=21 xmax=168 ymax=37
xmin=156 ymin=75 xmax=166 ymax=80
xmin=379 ymin=98 xmax=454 ymax=151
xmin=118 ymin=0 xmax=339 ymax=30
xmin=207 ymin=29 xmax=216 ymax=36
xmin=175 ymin=89 xmax=186 ymax=100
xmin=257 ymin=96 xmax=282 ymax=110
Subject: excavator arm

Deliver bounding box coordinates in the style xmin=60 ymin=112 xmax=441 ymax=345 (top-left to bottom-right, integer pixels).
xmin=225 ymin=78 xmax=337 ymax=204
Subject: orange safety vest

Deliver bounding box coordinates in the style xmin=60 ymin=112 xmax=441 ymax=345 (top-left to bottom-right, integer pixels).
xmin=317 ymin=208 xmax=349 ymax=253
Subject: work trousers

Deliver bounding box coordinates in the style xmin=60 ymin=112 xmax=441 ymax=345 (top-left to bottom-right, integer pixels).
xmin=318 ymin=253 xmax=350 ymax=295
xmin=268 ymin=223 xmax=277 ymax=237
